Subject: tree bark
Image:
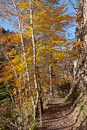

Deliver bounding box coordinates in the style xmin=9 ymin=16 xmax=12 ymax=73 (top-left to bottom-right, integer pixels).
xmin=66 ymin=0 xmax=87 ymax=102
xmin=49 ymin=65 xmax=53 ymax=97
xmin=29 ymin=0 xmax=39 ymax=120
xmin=12 ymin=0 xmax=35 ymax=122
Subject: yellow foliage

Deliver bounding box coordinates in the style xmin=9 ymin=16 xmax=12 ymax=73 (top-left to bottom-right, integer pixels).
xmin=0 ymin=0 xmax=76 ymax=124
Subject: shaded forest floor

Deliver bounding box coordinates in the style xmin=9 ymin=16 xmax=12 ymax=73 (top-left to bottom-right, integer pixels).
xmin=36 ymin=98 xmax=87 ymax=130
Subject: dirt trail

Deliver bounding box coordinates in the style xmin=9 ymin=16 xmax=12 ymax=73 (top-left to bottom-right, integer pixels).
xmin=36 ymin=98 xmax=87 ymax=130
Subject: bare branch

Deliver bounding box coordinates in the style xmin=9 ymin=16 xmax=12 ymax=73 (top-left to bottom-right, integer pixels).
xmin=68 ymin=0 xmax=76 ymax=9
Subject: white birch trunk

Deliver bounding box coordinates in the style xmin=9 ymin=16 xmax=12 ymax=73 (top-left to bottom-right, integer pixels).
xmin=29 ymin=0 xmax=39 ymax=105
xmin=12 ymin=0 xmax=39 ymax=121
xmin=33 ymin=104 xmax=36 ymax=120
xmin=12 ymin=0 xmax=35 ymax=119
xmin=29 ymin=0 xmax=39 ymax=120
xmin=49 ymin=65 xmax=53 ymax=97
xmin=22 ymin=62 xmax=28 ymax=130
xmin=19 ymin=73 xmax=22 ymax=130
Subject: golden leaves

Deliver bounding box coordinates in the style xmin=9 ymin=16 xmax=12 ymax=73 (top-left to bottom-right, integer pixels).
xmin=52 ymin=40 xmax=65 ymax=44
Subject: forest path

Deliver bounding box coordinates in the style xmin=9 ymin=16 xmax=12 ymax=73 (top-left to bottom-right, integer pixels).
xmin=36 ymin=98 xmax=86 ymax=130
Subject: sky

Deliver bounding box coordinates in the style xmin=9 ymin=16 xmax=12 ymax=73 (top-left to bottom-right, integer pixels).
xmin=0 ymin=0 xmax=78 ymax=40
xmin=60 ymin=0 xmax=78 ymax=41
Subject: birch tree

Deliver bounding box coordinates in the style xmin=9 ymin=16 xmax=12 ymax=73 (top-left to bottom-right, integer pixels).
xmin=12 ymin=0 xmax=37 ymax=121
xmin=29 ymin=0 xmax=39 ymax=120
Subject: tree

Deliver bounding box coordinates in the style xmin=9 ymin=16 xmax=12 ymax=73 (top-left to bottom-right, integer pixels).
xmin=0 ymin=0 xmax=76 ymax=129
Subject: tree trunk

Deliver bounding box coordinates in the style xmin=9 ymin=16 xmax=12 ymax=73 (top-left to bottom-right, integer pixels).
xmin=19 ymin=73 xmax=22 ymax=130
xmin=49 ymin=65 xmax=53 ymax=97
xmin=12 ymin=0 xmax=35 ymax=123
xmin=23 ymin=65 xmax=28 ymax=130
xmin=29 ymin=0 xmax=39 ymax=120
xmin=66 ymin=0 xmax=87 ymax=102
xmin=73 ymin=0 xmax=87 ymax=95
